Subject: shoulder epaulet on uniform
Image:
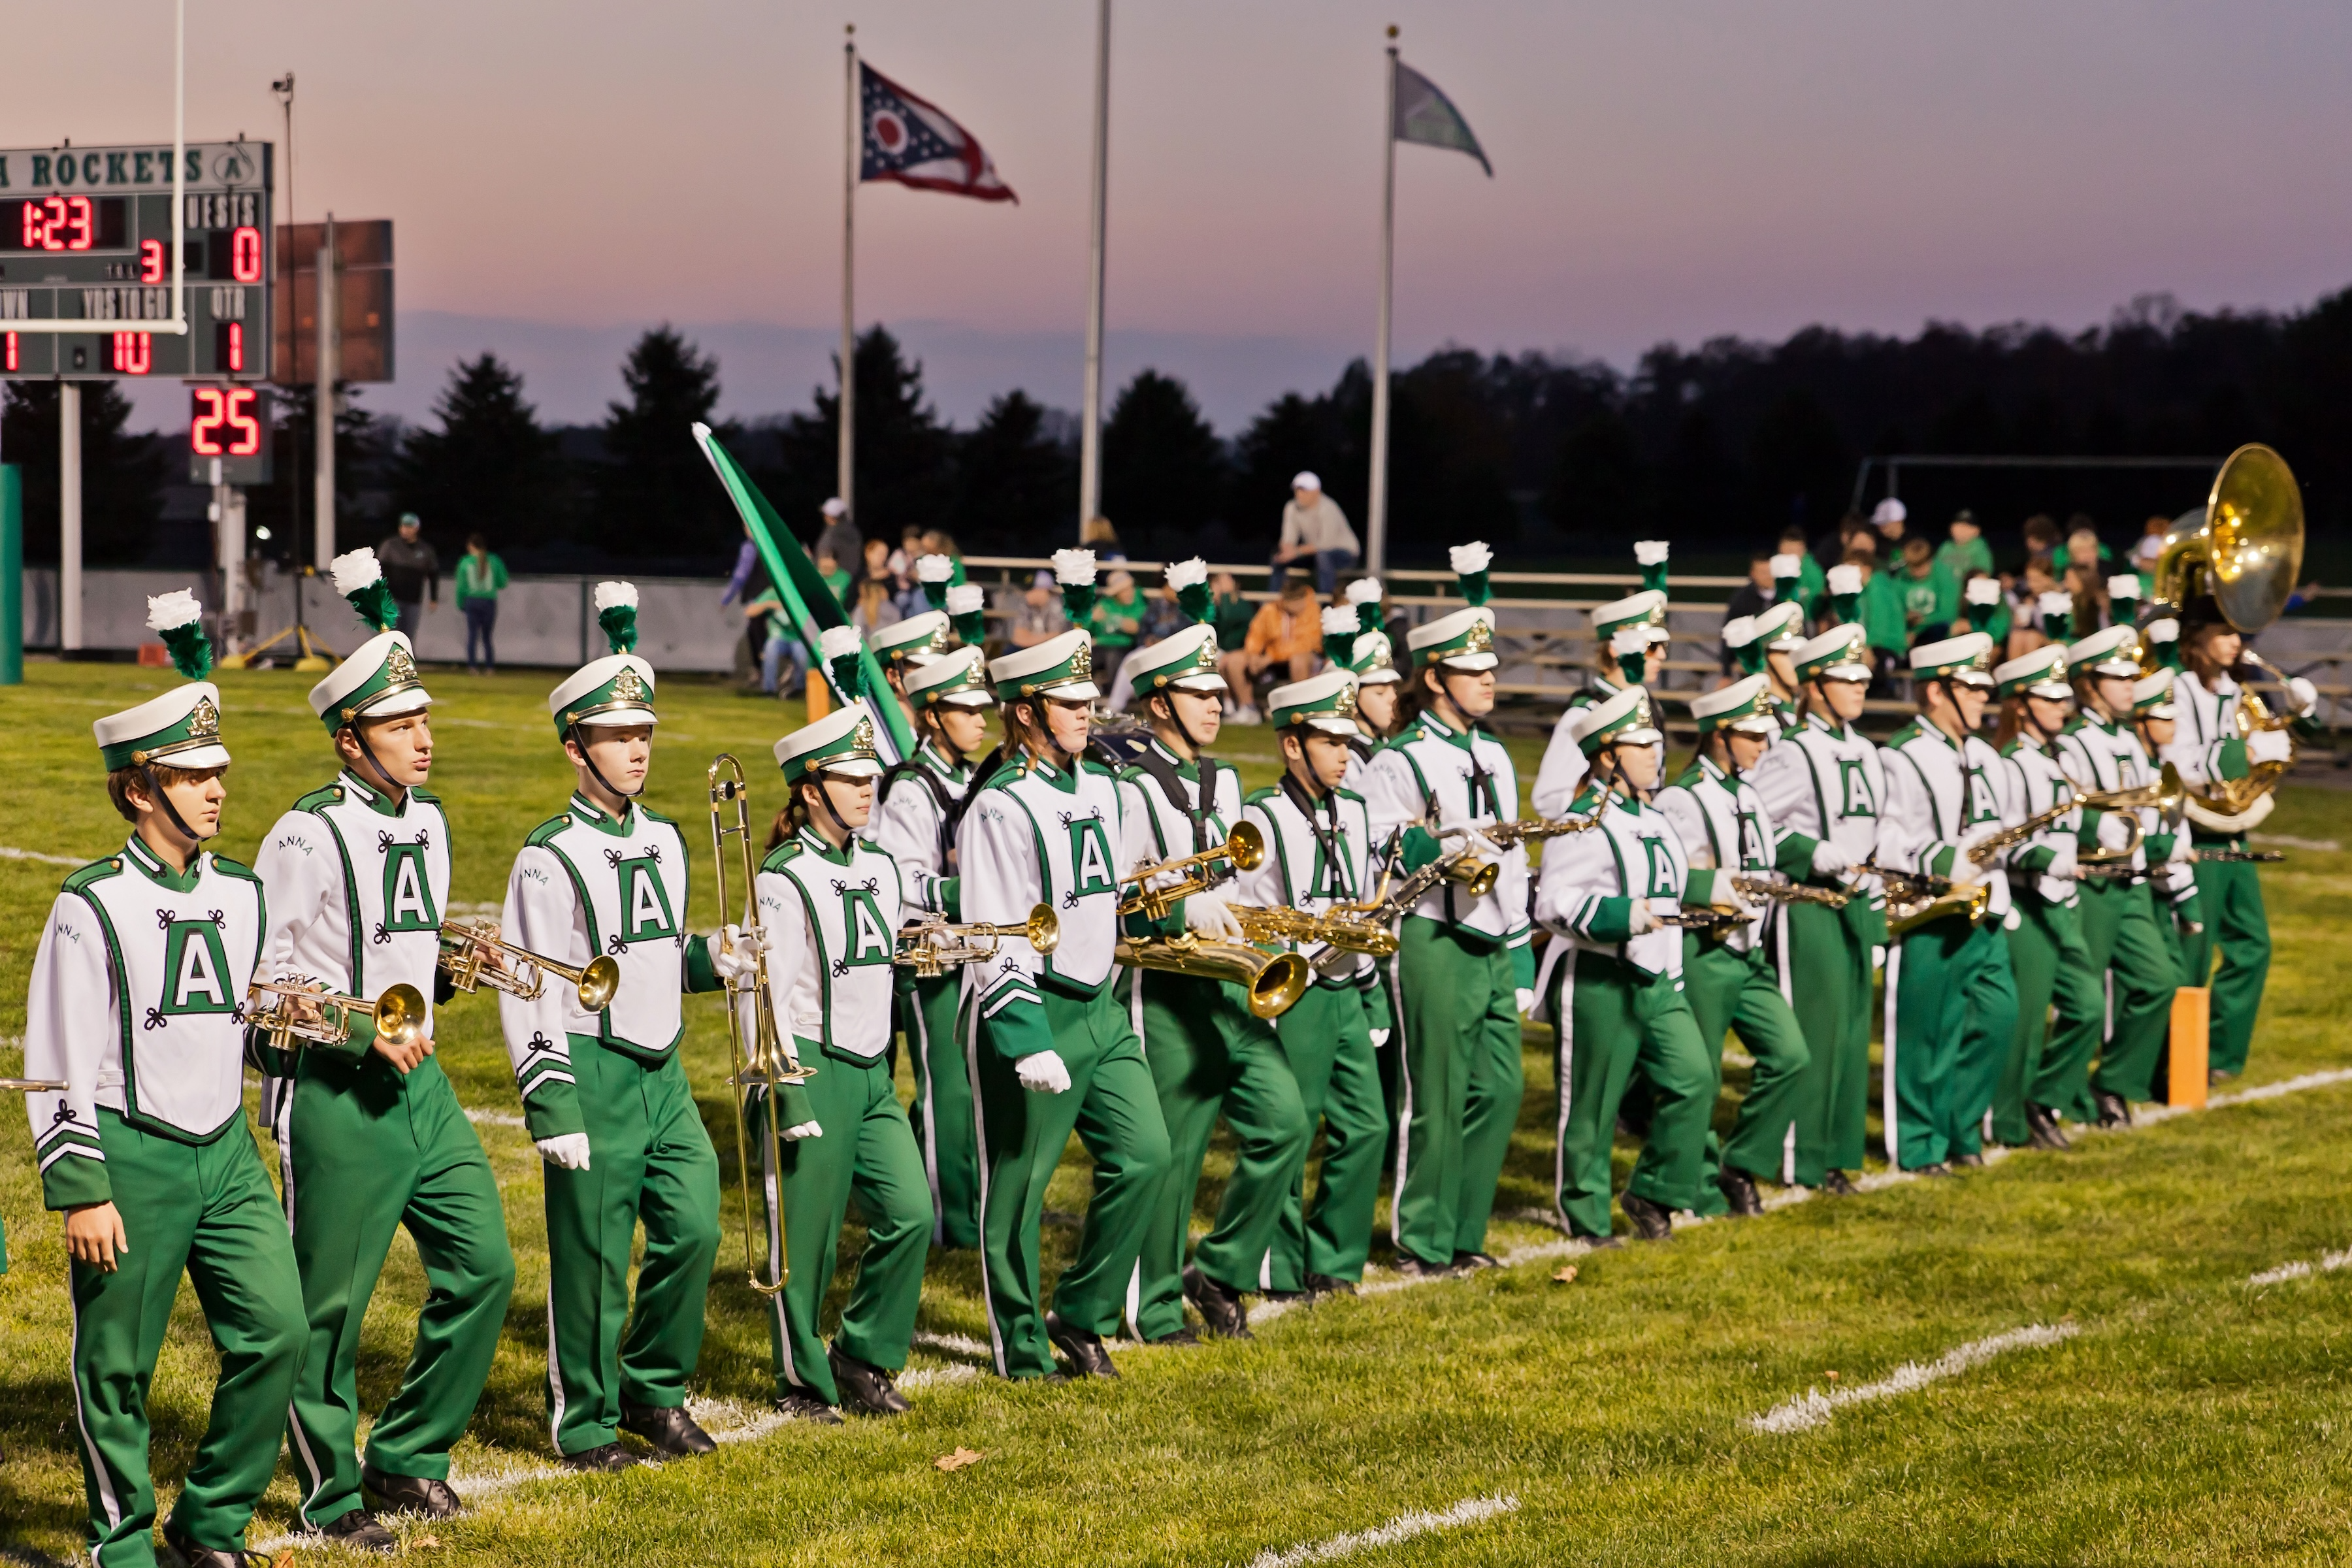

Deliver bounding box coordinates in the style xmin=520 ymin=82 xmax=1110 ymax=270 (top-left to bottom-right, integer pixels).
xmin=1668 ymin=764 xmax=1707 ymax=792
xmin=1569 ymin=785 xmax=1607 ymax=814
xmin=1332 ymin=784 xmax=1367 ymax=806
xmin=410 ymin=786 xmax=444 ymax=806
xmin=208 ymin=853 xmax=260 ymax=881
xmin=1886 ymin=719 xmax=1923 ymax=748
xmin=760 ymin=839 xmax=805 ymax=874
xmin=1079 ymin=756 xmax=1118 ymax=778
xmin=524 ymin=813 xmax=574 ymax=849
xmin=1242 ymin=785 xmax=1279 ymax=807
xmin=60 ymin=855 xmax=126 ymax=894
xmin=293 ymin=782 xmax=344 ymax=813
xmin=2057 ymin=717 xmax=2091 ymax=737
xmin=973 ymin=758 xmax=1026 ymax=794
xmin=1998 ymin=740 xmax=2026 ymax=759
xmin=639 ymin=805 xmax=680 ymax=827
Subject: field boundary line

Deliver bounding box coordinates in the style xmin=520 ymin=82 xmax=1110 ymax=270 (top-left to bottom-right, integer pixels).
xmin=0 ymin=845 xmax=91 ymax=866
xmin=2249 ymin=1247 xmax=2352 ymax=1286
xmin=1747 ymin=1322 xmax=2080 ymax=1435
xmin=1243 ymin=1494 xmax=1520 ymax=1568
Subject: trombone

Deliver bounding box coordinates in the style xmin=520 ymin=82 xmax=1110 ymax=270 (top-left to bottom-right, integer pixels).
xmin=896 ymin=905 xmax=1059 ymax=978
xmin=1121 ymin=822 xmax=1266 ymax=921
xmin=438 ymin=919 xmax=622 ymax=1011
xmin=244 ymin=977 xmax=427 ymax=1053
xmin=709 ymin=753 xmax=813 ymax=1298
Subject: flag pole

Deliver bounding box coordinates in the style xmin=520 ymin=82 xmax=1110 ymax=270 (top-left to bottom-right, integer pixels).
xmin=1367 ymin=27 xmax=1398 ymax=577
xmin=840 ymin=23 xmax=858 ymax=520
xmin=1076 ymin=0 xmax=1111 ymax=540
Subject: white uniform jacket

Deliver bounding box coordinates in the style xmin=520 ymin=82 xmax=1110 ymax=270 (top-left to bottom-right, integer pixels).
xmin=1533 ymin=789 xmax=1689 ymax=981
xmin=1236 ymin=777 xmax=1379 ymax=983
xmin=869 ymin=739 xmax=973 ymax=917
xmin=1878 ymin=720 xmax=2016 ymax=923
xmin=1999 ymin=738 xmax=2083 ymax=907
xmin=956 ymin=753 xmax=1132 ymax=1033
xmin=2053 ymin=713 xmax=2157 ymax=879
xmin=757 ymin=827 xmax=905 ymax=1060
xmin=1654 ymin=755 xmax=1780 ymax=955
xmin=1360 ymin=709 xmax=1533 ymax=952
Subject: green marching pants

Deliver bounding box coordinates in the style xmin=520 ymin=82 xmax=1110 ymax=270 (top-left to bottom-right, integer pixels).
xmin=1885 ymin=915 xmax=2019 ymax=1169
xmin=1684 ymin=939 xmax=1813 ymax=1192
xmin=1393 ymin=917 xmax=1524 ymax=1267
xmin=2080 ymin=879 xmax=2182 ymax=1106
xmin=902 ymin=970 xmax=980 ymax=1247
xmin=1776 ymin=899 xmax=1876 ymax=1185
xmin=2189 ymin=850 xmax=2270 ymax=1077
xmin=281 ymin=1052 xmax=514 ymax=1527
xmin=755 ymin=1047 xmax=932 ymax=1404
xmin=542 ymin=1038 xmax=721 ymax=1456
xmin=74 ymin=1110 xmax=304 ymax=1567
xmin=1997 ymin=895 xmax=2103 ymax=1143
xmin=1547 ymin=951 xmax=1714 ymax=1237
xmin=1130 ymin=970 xmax=1307 ymax=1336
xmin=971 ymin=979 xmax=1170 ymax=1379
xmin=1263 ymin=979 xmax=1386 ymax=1290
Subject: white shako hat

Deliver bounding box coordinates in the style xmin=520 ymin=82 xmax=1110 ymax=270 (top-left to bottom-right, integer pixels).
xmin=773 ymin=702 xmax=885 ymax=782
xmin=1690 ymin=673 xmax=1778 ymax=736
xmin=1753 ymin=599 xmax=1807 ymax=651
xmin=1909 ymin=631 xmax=1997 ymax=688
xmin=310 ymin=549 xmax=432 ymax=730
xmin=1267 ymin=668 xmax=1361 ymax=734
xmin=988 ymin=627 xmax=1100 ymax=702
xmin=1590 ymin=588 xmax=1668 ymax=643
xmin=1123 ymin=622 xmax=1226 ymax=694
xmin=1569 ymin=684 xmax=1663 ymax=754
xmin=2066 ymin=623 xmax=2142 ymax=679
xmin=547 ymin=581 xmax=657 ymax=733
xmin=1995 ymin=642 xmax=2073 ymax=701
xmin=904 ymin=645 xmax=992 ymax=708
xmin=1793 ymin=624 xmax=1872 ymax=683
xmin=2131 ymin=669 xmax=2176 ymax=719
xmin=870 ymin=610 xmax=952 ymax=666
xmin=100 ymin=588 xmax=231 ymax=770
xmin=1407 ymin=606 xmax=1498 ymax=671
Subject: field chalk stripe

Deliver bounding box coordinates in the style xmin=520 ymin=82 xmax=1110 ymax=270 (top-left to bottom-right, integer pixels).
xmin=1245 ymin=1494 xmax=1520 ymax=1568
xmin=2248 ymin=1247 xmax=2352 ymax=1287
xmin=1 ymin=844 xmax=93 ymax=866
xmin=1746 ymin=1322 xmax=2080 ymax=1435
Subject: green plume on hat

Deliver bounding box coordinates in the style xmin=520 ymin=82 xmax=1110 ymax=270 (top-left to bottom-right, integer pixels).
xmin=1165 ymin=557 xmax=1211 ymax=624
xmin=917 ymin=553 xmax=955 ymax=613
xmin=1450 ymin=542 xmax=1493 ymax=608
xmin=1610 ymin=628 xmax=1648 ymax=686
xmin=1053 ymin=548 xmax=1098 ymax=623
xmin=146 ymin=589 xmax=214 ymax=681
xmin=1722 ymin=615 xmax=1765 ymax=677
xmin=1963 ymin=575 xmax=2001 ymax=634
xmin=1826 ymin=563 xmax=1863 ymax=627
xmin=2146 ymin=616 xmax=2181 ymax=671
xmin=820 ymin=625 xmax=868 ymax=702
xmin=946 ymin=583 xmax=987 ymax=646
xmin=593 ymin=580 xmax=640 ymax=653
xmin=330 ymin=549 xmax=400 ymax=634
xmin=1769 ymin=551 xmax=1803 ymax=603
xmin=1635 ymin=540 xmax=1669 ymax=595
xmin=2038 ymin=590 xmax=2072 ymax=646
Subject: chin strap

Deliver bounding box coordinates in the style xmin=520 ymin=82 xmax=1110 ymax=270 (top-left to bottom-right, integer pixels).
xmin=345 ymin=723 xmax=412 ymax=803
xmin=1151 ymin=689 xmax=1216 ymax=757
xmin=809 ymin=774 xmax=859 ymax=840
xmin=139 ymin=764 xmax=213 ymax=846
xmin=568 ymin=723 xmax=645 ymax=802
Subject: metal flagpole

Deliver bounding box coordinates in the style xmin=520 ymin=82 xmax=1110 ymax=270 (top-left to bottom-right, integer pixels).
xmin=840 ymin=24 xmax=858 ymax=519
xmin=1366 ymin=27 xmax=1399 ymax=576
xmin=1075 ymin=0 xmax=1111 ymax=538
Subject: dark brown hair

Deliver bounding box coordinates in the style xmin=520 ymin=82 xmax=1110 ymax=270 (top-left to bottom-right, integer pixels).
xmin=106 ymin=762 xmax=224 ymax=824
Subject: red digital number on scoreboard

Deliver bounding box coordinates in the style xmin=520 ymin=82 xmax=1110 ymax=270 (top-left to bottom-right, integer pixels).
xmin=191 ymin=386 xmax=263 ymax=457
xmin=110 ymin=333 xmax=152 ymax=375
xmin=19 ymin=195 xmax=93 ymax=252
xmin=140 ymin=238 xmax=166 ymax=284
xmin=231 ymin=226 xmax=263 ymax=284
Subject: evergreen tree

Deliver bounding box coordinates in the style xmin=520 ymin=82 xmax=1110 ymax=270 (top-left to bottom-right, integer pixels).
xmin=1102 ymin=368 xmax=1226 ymax=559
xmin=953 ymin=389 xmax=1073 ymax=552
xmin=592 ymin=325 xmax=740 ymax=563
xmin=1233 ymin=365 xmax=1368 ymax=553
xmin=393 ymin=353 xmax=566 ymax=554
xmin=1 ymin=381 xmax=168 ymax=564
xmin=774 ymin=325 xmax=954 ymax=548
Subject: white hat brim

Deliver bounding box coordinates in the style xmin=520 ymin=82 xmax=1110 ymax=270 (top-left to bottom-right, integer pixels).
xmin=357 ymin=686 xmax=433 ymax=721
xmin=1296 ymin=715 xmax=1361 ymax=735
xmin=810 ymin=758 xmax=885 ymax=779
xmin=1432 ymin=652 xmax=1499 ymax=672
xmin=1354 ymin=668 xmax=1403 ymax=684
xmin=934 ymin=689 xmax=994 ymax=708
xmin=574 ymin=706 xmax=659 ymax=727
xmin=165 ymin=742 xmax=233 ymax=770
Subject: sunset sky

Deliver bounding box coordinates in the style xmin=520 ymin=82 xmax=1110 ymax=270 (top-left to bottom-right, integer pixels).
xmin=17 ymin=0 xmax=2352 ymax=431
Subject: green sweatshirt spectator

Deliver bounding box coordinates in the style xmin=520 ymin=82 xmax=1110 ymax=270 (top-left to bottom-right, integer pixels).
xmin=1895 ymin=538 xmax=1959 ymax=647
xmin=1857 ymin=561 xmax=1910 ymax=657
xmin=1934 ymin=511 xmax=1994 ymax=587
xmin=455 ymin=533 xmax=508 ymax=673
xmin=1208 ymin=572 xmax=1256 ymax=652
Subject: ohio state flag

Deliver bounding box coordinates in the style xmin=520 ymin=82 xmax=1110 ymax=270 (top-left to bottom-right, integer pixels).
xmin=859 ymin=62 xmax=1017 ymax=203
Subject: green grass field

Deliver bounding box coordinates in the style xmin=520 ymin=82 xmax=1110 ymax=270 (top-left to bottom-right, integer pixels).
xmin=4 ymin=661 xmax=2351 ymax=1566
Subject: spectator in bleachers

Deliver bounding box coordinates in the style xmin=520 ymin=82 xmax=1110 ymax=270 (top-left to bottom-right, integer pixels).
xmin=2021 ymin=514 xmax=2061 ymax=569
xmin=1224 ymin=578 xmax=1323 ymax=724
xmin=1271 ymin=472 xmax=1360 ymax=595
xmin=455 ymin=532 xmax=506 ymax=675
xmin=1720 ymin=550 xmax=1775 ymax=679
xmin=815 ymin=497 xmax=862 ymax=582
xmin=1936 ymin=509 xmax=1993 ymax=585
xmin=1088 ymin=570 xmax=1145 ymax=685
xmin=1895 ymin=536 xmax=1957 ymax=647
xmin=2007 ymin=556 xmax=2061 ymax=657
xmin=1081 ymin=514 xmax=1128 ymax=563
xmin=1009 ymin=570 xmax=1067 ymax=649
xmin=1872 ymin=497 xmax=1909 ymax=555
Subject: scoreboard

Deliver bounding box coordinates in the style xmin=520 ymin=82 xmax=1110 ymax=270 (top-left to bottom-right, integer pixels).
xmin=0 ymin=140 xmax=272 ymax=380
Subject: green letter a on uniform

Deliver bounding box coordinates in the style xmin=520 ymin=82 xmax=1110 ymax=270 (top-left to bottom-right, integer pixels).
xmin=1641 ymin=838 xmax=1680 ymax=897
xmin=381 ymin=843 xmax=440 ymax=934
xmin=617 ymin=857 xmax=678 ymax=942
xmin=1068 ymin=817 xmax=1116 ymax=896
xmin=159 ymin=919 xmax=236 ymax=1017
xmin=1836 ymin=759 xmax=1877 ymax=819
xmin=840 ymin=887 xmax=893 ymax=968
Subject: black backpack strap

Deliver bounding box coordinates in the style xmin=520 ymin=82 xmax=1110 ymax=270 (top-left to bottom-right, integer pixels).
xmin=1131 ymin=746 xmax=1210 ymax=855
xmin=880 ymin=760 xmax=958 ymax=866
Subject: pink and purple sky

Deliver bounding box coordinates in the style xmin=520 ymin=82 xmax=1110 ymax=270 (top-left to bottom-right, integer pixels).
xmin=19 ymin=0 xmax=2352 ymax=431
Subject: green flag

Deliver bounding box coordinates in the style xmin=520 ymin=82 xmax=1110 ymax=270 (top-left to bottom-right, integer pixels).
xmin=691 ymin=422 xmax=916 ymax=760
xmin=1394 ymin=61 xmax=1492 ymax=176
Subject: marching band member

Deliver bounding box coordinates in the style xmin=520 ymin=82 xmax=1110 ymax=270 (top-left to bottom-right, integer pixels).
xmin=255 ymin=553 xmax=513 ymax=1545
xmin=2054 ymin=626 xmax=2182 ymax=1123
xmin=1654 ymin=676 xmax=1816 ymax=1215
xmin=872 ymin=645 xmax=992 ymax=1248
xmin=1989 ymin=640 xmax=2102 ymax=1149
xmin=753 ymin=704 xmax=933 ymax=1421
xmin=1720 ymin=601 xmax=1806 ymax=735
xmin=498 ymin=583 xmax=728 ymax=1467
xmin=2130 ymin=665 xmax=2205 ymax=994
xmin=1326 ymin=578 xmax=1403 ymax=788
xmin=28 ymin=595 xmax=306 ymax=1568
xmin=1361 ymin=549 xmax=1534 ymax=1275
xmin=1750 ymin=604 xmax=1884 ymax=1194
xmin=1876 ymin=633 xmax=2019 ymax=1173
xmin=1531 ymin=541 xmax=1672 ymax=817
xmin=1117 ymin=623 xmax=1307 ymax=1343
xmin=960 ymin=598 xmax=1170 ymax=1381
xmin=1238 ymin=670 xmax=1388 ymax=1298
xmin=1535 ymin=687 xmax=1715 ymax=1241
xmin=868 ymin=609 xmax=953 ymax=718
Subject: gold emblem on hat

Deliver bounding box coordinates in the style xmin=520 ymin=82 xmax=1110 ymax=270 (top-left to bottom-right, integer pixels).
xmin=1465 ymin=619 xmax=1493 ymax=653
xmin=1070 ymin=641 xmax=1094 ymax=679
xmin=385 ymin=644 xmax=419 ymax=686
xmin=612 ymin=667 xmax=649 ymax=704
xmin=851 ymin=716 xmax=877 ymax=755
xmin=190 ymin=696 xmax=220 ymax=737
xmin=1334 ymin=683 xmax=1360 ymax=717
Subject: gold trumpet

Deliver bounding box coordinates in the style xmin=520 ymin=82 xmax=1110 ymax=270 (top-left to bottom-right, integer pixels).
xmin=438 ymin=919 xmax=622 ymax=1011
xmin=896 ymin=905 xmax=1060 ymax=978
xmin=1113 ymin=934 xmax=1311 ymax=1019
xmin=1229 ymin=903 xmax=1400 ymax=960
xmin=244 ymin=977 xmax=428 ymax=1053
xmin=1121 ymin=822 xmax=1266 ymax=922
xmin=2076 ymin=764 xmax=2187 ymax=866
xmin=1886 ymin=881 xmax=1992 ymax=939
xmin=709 ymin=753 xmax=813 ymax=1298
xmin=1729 ymin=873 xmax=1851 ymax=909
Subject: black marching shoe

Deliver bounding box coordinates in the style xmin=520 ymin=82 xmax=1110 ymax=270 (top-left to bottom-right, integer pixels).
xmin=1145 ymin=1325 xmax=1203 ymax=1348
xmin=561 ymin=1441 xmax=645 ymax=1472
xmin=620 ymin=1399 xmax=717 ymax=1457
xmin=774 ymin=1387 xmax=846 ymax=1425
xmin=362 ymin=1465 xmax=463 ymax=1519
xmin=1577 ymin=1232 xmax=1625 ymax=1250
xmin=1260 ymin=1287 xmax=1310 ymax=1305
xmin=1915 ymin=1162 xmax=1953 ymax=1177
xmin=1819 ymin=1169 xmax=1857 ymax=1196
xmin=311 ymin=1508 xmax=399 ymax=1554
xmin=2023 ymin=1103 xmax=2072 ymax=1151
xmin=1952 ymin=1151 xmax=1987 ymax=1169
xmin=1183 ymin=1265 xmax=1253 ymax=1339
xmin=1618 ymin=1191 xmax=1675 ymax=1241
xmin=828 ymin=1345 xmax=912 ymax=1416
xmin=1305 ymin=1273 xmax=1357 ymax=1300
xmin=2093 ymin=1090 xmax=2132 ymax=1129
xmin=1451 ymin=1251 xmax=1502 ymax=1271
xmin=163 ymin=1525 xmax=276 ymax=1567
xmin=1718 ymin=1167 xmax=1765 ymax=1217
xmin=1045 ymin=1311 xmax=1121 ymax=1378
xmin=1392 ymin=1254 xmax=1454 ymax=1279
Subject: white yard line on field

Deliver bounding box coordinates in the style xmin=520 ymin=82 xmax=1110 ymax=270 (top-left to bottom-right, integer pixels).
xmin=1244 ymin=1494 xmax=1519 ymax=1568
xmin=1746 ymin=1322 xmax=2081 ymax=1435
xmin=464 ymin=1107 xmax=528 ymax=1129
xmin=0 ymin=844 xmax=93 ymax=866
xmin=2251 ymin=832 xmax=2340 ymax=852
xmin=2248 ymin=1247 xmax=2352 ymax=1286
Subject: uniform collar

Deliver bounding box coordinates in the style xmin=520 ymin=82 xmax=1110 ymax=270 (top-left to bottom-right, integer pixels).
xmin=568 ymin=790 xmax=637 ymax=836
xmin=1416 ymin=707 xmax=1476 ymax=751
xmin=121 ymin=833 xmax=203 ymax=893
xmin=919 ymin=739 xmax=970 ymax=781
xmin=1020 ymin=750 xmax=1079 ymax=794
xmin=1806 ymin=713 xmax=1852 ymax=742
xmin=338 ymin=767 xmax=410 ymax=819
xmin=796 ymin=825 xmax=857 ymax=866
xmin=1147 ymin=738 xmax=1202 ymax=780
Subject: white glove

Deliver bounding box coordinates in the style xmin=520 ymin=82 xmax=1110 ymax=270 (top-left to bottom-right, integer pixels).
xmin=1015 ymin=1050 xmax=1072 ymax=1095
xmin=1368 ymin=1028 xmax=1391 ymax=1049
xmin=1945 ymin=850 xmax=1984 ymax=888
xmin=1810 ymin=841 xmax=1852 ymax=878
xmin=711 ymin=923 xmax=768 ymax=983
xmin=781 ymin=1119 xmax=823 ymax=1141
xmin=2044 ymin=838 xmax=2079 ymax=883
xmin=2248 ymin=728 xmax=2293 ymax=765
xmin=1516 ymin=987 xmax=1537 ymax=1017
xmin=1625 ymin=900 xmax=1658 ymax=936
xmin=1183 ymin=889 xmax=1243 ymax=941
xmin=1872 ymin=945 xmax=1887 ymax=972
xmin=536 ymin=1132 xmax=592 ymax=1171
xmin=2287 ymin=675 xmax=2319 ymax=717
xmin=2097 ymin=813 xmax=2136 ymax=851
